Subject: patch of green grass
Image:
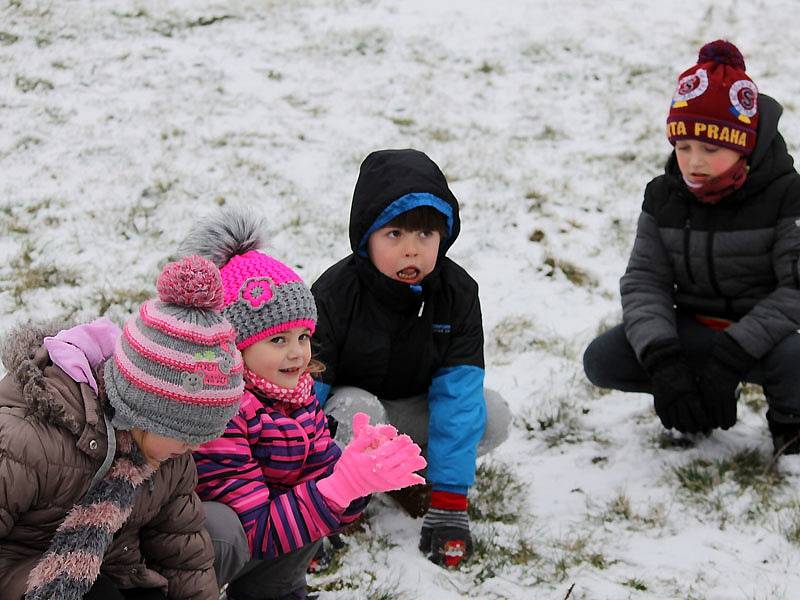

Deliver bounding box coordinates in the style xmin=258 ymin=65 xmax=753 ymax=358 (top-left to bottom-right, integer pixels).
xmin=552 ymin=533 xmax=613 ymax=581
xmin=311 ymin=569 xmax=407 ymax=599
xmin=673 ymin=449 xmax=784 ymax=516
xmin=160 ymin=127 xmax=186 ymax=141
xmin=476 ymin=60 xmax=504 ymax=75
xmin=15 ymin=75 xmax=53 ymax=93
xmin=490 ymin=315 xmax=575 ymax=359
xmin=654 ymin=431 xmax=697 ymax=450
xmin=469 ymin=462 xmax=526 ymax=524
xmin=674 ymin=458 xmax=716 ymax=495
xmin=529 ymin=229 xmax=545 ymax=242
xmin=598 ymin=491 xmax=667 ymax=529
xmin=783 ymin=508 xmax=800 ymax=546
xmin=605 ymin=492 xmax=633 ymax=520
xmin=623 ymin=577 xmax=648 ymax=591
xmin=471 ymin=527 xmax=543 ymax=585
xmin=150 ymin=14 xmax=233 ymax=37
xmin=0 ymin=31 xmax=19 ymax=45
xmin=390 ymin=116 xmax=415 ymax=127
xmin=93 ymin=287 xmax=152 ymax=317
xmin=1 ymin=242 xmax=80 ymax=306
xmin=542 ymin=255 xmax=597 ymax=288
xmin=309 ymin=529 xmax=407 ymax=598
xmin=740 ymin=383 xmax=767 ymax=413
xmin=525 ymin=188 xmax=547 ymax=208
xmin=533 ymin=124 xmax=563 ymax=141
xmin=112 ymin=8 xmax=148 ymax=18
xmin=428 ymin=128 xmax=454 ymax=142
xmin=141 ymin=179 xmax=175 ymax=199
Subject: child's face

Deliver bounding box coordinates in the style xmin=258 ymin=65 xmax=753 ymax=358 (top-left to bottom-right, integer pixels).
xmin=242 ymin=326 xmax=312 ymax=389
xmin=367 ymin=226 xmax=441 ymax=285
xmin=675 ymin=140 xmax=742 ymax=185
xmin=134 ymin=429 xmax=198 ymax=468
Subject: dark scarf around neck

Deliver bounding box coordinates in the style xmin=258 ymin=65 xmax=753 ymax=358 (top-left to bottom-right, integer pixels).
xmin=683 ymin=156 xmax=749 ymax=204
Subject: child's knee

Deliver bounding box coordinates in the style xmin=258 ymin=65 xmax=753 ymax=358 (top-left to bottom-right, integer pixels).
xmin=479 ymin=389 xmax=512 ymax=455
xmin=202 ymin=501 xmax=249 ymax=587
xmin=325 ymin=386 xmax=387 ymax=441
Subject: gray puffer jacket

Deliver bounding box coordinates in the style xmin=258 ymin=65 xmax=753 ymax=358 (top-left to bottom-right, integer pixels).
xmin=0 ymin=322 xmax=217 ymax=599
xmin=621 ymin=94 xmax=800 ymax=361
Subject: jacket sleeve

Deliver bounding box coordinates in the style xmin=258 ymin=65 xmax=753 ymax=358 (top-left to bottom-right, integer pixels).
xmin=139 ymin=456 xmax=217 ymax=600
xmin=310 ymin=288 xmax=338 ymax=406
xmin=427 ymin=287 xmax=486 ymax=495
xmin=0 ymin=419 xmax=39 ymax=541
xmin=296 ymin=399 xmax=368 ymax=524
xmin=193 ymin=412 xmax=362 ymax=560
xmin=620 ymin=200 xmax=680 ymax=361
xmin=726 ymin=188 xmax=800 ymax=358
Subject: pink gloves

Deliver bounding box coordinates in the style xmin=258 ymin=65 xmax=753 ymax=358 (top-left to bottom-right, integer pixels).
xmin=317 ymin=413 xmax=427 ymax=510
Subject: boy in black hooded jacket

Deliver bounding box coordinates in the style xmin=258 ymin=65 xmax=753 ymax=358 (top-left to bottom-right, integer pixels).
xmin=311 ymin=148 xmax=511 ymax=568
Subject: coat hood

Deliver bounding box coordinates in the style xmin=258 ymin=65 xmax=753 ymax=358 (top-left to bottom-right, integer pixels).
xmin=1 ymin=318 xmax=97 ymax=435
xmin=348 ymin=149 xmax=461 ymax=255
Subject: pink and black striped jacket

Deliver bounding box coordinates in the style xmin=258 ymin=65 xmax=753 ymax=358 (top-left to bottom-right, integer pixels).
xmin=193 ymin=388 xmax=367 ymax=559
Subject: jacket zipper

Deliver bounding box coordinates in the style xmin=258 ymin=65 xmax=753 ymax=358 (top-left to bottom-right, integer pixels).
xmin=683 ymin=218 xmax=696 ymax=285
xmin=793 ymin=254 xmax=800 ymax=289
xmin=705 ymin=215 xmax=728 ymax=312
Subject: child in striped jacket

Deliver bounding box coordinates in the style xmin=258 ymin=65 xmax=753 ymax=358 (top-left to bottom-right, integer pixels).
xmin=184 ymin=211 xmax=426 ymax=600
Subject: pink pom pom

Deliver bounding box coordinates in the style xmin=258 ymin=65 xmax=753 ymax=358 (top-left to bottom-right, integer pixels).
xmin=698 ymin=40 xmax=746 ymax=70
xmin=157 ymin=255 xmax=225 ymax=310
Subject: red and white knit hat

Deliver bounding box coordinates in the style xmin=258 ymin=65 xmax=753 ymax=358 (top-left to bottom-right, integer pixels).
xmin=667 ymin=40 xmax=759 ymax=155
xmin=104 ymin=255 xmax=244 ymax=444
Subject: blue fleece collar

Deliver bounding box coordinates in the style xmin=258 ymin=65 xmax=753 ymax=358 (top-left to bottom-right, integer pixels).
xmin=357 ymin=193 xmax=454 ymax=257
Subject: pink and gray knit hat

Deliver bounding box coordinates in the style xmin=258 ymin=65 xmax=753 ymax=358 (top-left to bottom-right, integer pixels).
xmin=104 ymin=255 xmax=244 ymax=444
xmin=180 ymin=210 xmax=317 ymax=350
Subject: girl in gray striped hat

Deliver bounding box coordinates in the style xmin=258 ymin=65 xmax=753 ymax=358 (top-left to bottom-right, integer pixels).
xmin=0 ymin=255 xmax=244 ymax=600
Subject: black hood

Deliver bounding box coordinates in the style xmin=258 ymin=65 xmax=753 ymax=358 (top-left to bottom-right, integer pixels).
xmin=348 ymin=149 xmax=461 ymax=254
xmin=664 ymin=94 xmax=795 ymax=195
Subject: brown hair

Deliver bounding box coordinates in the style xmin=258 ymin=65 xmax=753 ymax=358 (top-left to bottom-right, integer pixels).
xmin=306 ymin=358 xmax=326 ymax=375
xmin=384 ymin=206 xmax=448 ymax=238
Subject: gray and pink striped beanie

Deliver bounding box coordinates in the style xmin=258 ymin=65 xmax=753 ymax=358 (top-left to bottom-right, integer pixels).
xmin=104 ymin=255 xmax=244 ymax=444
xmin=180 ymin=209 xmax=317 ymax=350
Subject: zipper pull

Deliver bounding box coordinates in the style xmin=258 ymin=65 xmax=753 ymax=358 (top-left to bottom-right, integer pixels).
xmin=418 ymin=300 xmax=425 ymax=318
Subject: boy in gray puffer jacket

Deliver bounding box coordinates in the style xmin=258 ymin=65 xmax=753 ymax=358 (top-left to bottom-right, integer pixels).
xmin=583 ymin=40 xmax=800 ymax=455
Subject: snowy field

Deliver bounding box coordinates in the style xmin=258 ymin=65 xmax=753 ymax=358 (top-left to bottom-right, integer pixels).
xmin=3 ymin=1 xmax=800 ymax=598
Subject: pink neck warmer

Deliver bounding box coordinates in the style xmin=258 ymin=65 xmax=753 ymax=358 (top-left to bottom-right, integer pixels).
xmin=243 ymin=368 xmax=314 ymax=405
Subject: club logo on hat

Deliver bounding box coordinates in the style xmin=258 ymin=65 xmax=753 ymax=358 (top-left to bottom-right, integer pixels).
xmin=672 ymin=68 xmax=709 ymax=108
xmin=729 ymin=80 xmax=758 ymax=124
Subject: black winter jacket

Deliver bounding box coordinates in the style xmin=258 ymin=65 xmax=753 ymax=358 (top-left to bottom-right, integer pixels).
xmin=311 ymin=149 xmax=486 ymax=495
xmin=621 ymin=95 xmax=800 ymax=361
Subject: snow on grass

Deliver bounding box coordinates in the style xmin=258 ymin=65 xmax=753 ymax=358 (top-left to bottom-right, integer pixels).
xmin=3 ymin=1 xmax=800 ymax=598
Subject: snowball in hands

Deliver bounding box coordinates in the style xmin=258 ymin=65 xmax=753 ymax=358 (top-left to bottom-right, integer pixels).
xmin=317 ymin=412 xmax=427 ymax=509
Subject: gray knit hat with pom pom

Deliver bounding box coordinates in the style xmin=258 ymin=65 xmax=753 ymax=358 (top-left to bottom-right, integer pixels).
xmin=104 ymin=255 xmax=244 ymax=444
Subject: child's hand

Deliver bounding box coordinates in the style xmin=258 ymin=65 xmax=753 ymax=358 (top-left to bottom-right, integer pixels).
xmin=351 ymin=411 xmax=399 ymax=451
xmin=316 ymin=413 xmax=426 ymax=509
xmin=419 ymin=491 xmax=472 ymax=569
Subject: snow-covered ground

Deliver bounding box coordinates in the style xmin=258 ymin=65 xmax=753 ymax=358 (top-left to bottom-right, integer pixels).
xmin=3 ymin=1 xmax=800 ymax=598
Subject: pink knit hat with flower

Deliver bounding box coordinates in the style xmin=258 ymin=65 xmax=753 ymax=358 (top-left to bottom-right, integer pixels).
xmin=180 ymin=210 xmax=317 ymax=350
